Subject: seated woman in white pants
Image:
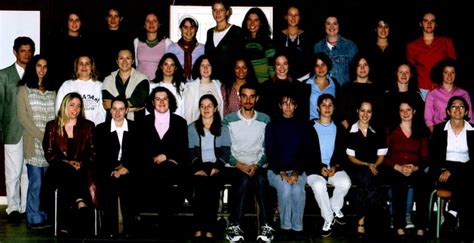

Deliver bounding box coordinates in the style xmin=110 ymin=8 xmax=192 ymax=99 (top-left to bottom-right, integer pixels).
xmin=306 ymin=94 xmax=351 ymax=237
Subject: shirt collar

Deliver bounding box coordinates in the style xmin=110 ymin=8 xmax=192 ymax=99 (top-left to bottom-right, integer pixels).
xmin=444 ymin=120 xmax=474 ymax=131
xmin=15 ymin=62 xmax=25 ymax=78
xmin=349 ymin=122 xmax=376 ymax=133
xmin=111 ymin=119 xmax=129 ymax=132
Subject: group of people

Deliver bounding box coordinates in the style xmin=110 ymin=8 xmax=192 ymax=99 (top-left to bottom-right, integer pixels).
xmin=0 ymin=0 xmax=473 ymax=241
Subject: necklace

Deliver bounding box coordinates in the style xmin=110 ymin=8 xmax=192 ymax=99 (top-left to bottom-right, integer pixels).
xmin=145 ymin=38 xmax=159 ymax=48
xmin=215 ymin=23 xmax=230 ymax=32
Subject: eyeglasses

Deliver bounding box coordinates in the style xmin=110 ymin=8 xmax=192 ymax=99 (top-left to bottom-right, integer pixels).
xmin=450 ymin=105 xmax=465 ymax=110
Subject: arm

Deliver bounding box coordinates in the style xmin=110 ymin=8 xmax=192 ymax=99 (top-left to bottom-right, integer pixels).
xmin=16 ymin=86 xmax=43 ymax=139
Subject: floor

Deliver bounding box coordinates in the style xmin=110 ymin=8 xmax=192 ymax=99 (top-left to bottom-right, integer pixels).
xmin=0 ymin=204 xmax=467 ymax=243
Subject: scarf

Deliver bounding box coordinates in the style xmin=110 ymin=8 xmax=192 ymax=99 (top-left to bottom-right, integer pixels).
xmin=178 ymin=38 xmax=198 ymax=79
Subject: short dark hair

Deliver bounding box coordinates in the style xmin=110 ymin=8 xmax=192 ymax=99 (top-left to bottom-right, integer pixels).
xmin=111 ymin=95 xmax=128 ymax=109
xmin=317 ymin=93 xmax=335 ymax=107
xmin=445 ymin=96 xmax=470 ymax=121
xmin=313 ymin=52 xmax=333 ymax=72
xmin=147 ymin=86 xmax=177 ymax=113
xmin=13 ymin=36 xmax=35 ymax=53
xmin=239 ymin=83 xmax=258 ymax=96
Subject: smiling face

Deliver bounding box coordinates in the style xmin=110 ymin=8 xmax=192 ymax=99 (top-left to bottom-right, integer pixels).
xmin=111 ymin=100 xmax=128 ymax=122
xmin=67 ymin=13 xmax=81 ymax=35
xmin=117 ymin=50 xmax=133 ymax=72
xmin=318 ymin=98 xmax=335 ymax=119
xmin=399 ymin=103 xmax=415 ymax=123
xmin=76 ymin=56 xmax=92 ymax=80
xmin=325 ymin=16 xmax=339 ymax=37
xmin=161 ymin=58 xmax=176 ymax=78
xmin=442 ymin=66 xmax=456 ymax=85
xmin=315 ymin=58 xmax=328 ymax=78
xmin=234 ymin=60 xmax=248 ymax=80
xmin=153 ymin=91 xmax=169 ymax=113
xmin=67 ymin=97 xmax=82 ymax=120
xmin=397 ymin=64 xmax=411 ymax=85
xmin=107 ymin=9 xmax=122 ymax=30
xmin=376 ymin=20 xmax=389 ymax=39
xmin=180 ymin=20 xmax=197 ymax=41
xmin=356 ymin=58 xmax=370 ymax=79
xmin=357 ymin=102 xmax=373 ymax=125
xmin=447 ymin=99 xmax=468 ymax=121
xmin=145 ymin=13 xmax=159 ymax=34
xmin=14 ymin=44 xmax=33 ymax=68
xmin=212 ymin=3 xmax=229 ymax=24
xmin=275 ymin=55 xmax=289 ymax=79
xmin=35 ymin=59 xmax=48 ymax=81
xmin=199 ymin=98 xmax=217 ymax=120
xmin=199 ymin=58 xmax=212 ymax=79
xmin=246 ymin=13 xmax=261 ymax=38
xmin=285 ymin=7 xmax=300 ymax=28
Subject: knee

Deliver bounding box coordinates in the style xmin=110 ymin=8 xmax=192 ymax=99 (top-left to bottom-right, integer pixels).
xmin=310 ymin=180 xmax=327 ymax=194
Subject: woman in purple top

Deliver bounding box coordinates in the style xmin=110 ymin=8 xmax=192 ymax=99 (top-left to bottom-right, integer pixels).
xmin=424 ymin=58 xmax=473 ymax=132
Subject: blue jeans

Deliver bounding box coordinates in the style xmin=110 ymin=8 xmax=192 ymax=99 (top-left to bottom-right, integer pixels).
xmin=268 ymin=170 xmax=307 ymax=231
xmin=26 ymin=164 xmax=48 ymax=225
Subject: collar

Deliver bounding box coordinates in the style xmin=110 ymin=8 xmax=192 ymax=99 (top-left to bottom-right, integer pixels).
xmin=111 ymin=119 xmax=129 ymax=132
xmin=238 ymin=109 xmax=257 ymax=121
xmin=15 ymin=62 xmax=24 ymax=77
xmin=444 ymin=120 xmax=474 ymax=131
xmin=349 ymin=122 xmax=376 ymax=133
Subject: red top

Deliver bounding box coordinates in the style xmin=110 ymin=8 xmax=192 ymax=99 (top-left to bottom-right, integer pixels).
xmin=406 ymin=36 xmax=456 ymax=90
xmin=384 ymin=126 xmax=428 ymax=168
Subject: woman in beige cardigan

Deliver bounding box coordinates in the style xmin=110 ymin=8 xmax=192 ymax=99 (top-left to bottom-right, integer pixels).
xmin=16 ymin=55 xmax=56 ymax=228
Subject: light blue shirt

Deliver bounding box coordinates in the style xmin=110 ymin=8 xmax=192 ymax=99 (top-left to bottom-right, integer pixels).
xmin=314 ymin=121 xmax=336 ymax=167
xmin=307 ymin=75 xmax=337 ymax=120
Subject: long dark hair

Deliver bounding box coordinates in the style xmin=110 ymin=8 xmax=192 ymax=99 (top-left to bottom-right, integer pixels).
xmin=242 ymin=7 xmax=272 ymax=40
xmin=223 ymin=57 xmax=257 ymax=108
xmin=137 ymin=11 xmax=166 ymax=42
xmin=391 ymin=97 xmax=428 ymax=139
xmin=152 ymin=53 xmax=185 ymax=96
xmin=195 ymin=94 xmax=222 ymax=137
xmin=19 ymin=55 xmax=55 ymax=91
xmin=388 ymin=61 xmax=419 ymax=93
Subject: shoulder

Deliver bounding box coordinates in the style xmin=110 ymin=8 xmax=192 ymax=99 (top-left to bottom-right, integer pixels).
xmin=222 ymin=112 xmax=240 ymax=125
xmin=255 ymin=111 xmax=271 ymax=124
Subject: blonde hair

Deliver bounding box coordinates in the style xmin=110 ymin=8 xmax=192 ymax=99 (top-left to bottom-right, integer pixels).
xmin=72 ymin=55 xmax=99 ymax=80
xmin=56 ymin=92 xmax=85 ymax=136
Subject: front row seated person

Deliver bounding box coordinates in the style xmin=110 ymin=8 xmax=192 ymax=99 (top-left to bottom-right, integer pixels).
xmin=139 ymin=87 xmax=188 ymax=224
xmin=95 ymin=96 xmax=139 ymax=237
xmin=306 ymin=94 xmax=351 ymax=237
xmin=42 ymin=92 xmax=95 ymax=236
xmin=431 ymin=96 xmax=474 ymax=238
xmin=188 ymin=94 xmax=230 ymax=239
xmin=223 ymin=83 xmax=274 ymax=242
xmin=266 ymin=92 xmax=315 ymax=236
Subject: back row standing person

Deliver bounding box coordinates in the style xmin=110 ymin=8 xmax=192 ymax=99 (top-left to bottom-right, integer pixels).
xmin=205 ymin=0 xmax=244 ymax=85
xmin=0 ymin=37 xmax=35 ymax=220
xmin=274 ymin=5 xmax=311 ymax=81
xmin=242 ymin=7 xmax=275 ymax=83
xmin=406 ymin=10 xmax=456 ymax=100
xmin=167 ymin=17 xmax=205 ymax=82
xmin=48 ymin=11 xmax=91 ymax=90
xmin=134 ymin=11 xmax=172 ymax=81
xmin=314 ymin=15 xmax=358 ymax=86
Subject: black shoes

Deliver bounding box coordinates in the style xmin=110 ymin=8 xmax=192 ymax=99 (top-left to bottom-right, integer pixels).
xmin=8 ymin=211 xmax=24 ymax=222
xmin=442 ymin=212 xmax=458 ymax=232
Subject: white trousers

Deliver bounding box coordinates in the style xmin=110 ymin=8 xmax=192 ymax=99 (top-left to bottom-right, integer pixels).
xmin=4 ymin=137 xmax=28 ymax=214
xmin=307 ymin=171 xmax=351 ymax=223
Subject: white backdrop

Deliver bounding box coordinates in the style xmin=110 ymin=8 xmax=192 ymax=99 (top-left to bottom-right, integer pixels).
xmin=0 ymin=11 xmax=40 ymax=69
xmin=169 ymin=6 xmax=273 ymax=44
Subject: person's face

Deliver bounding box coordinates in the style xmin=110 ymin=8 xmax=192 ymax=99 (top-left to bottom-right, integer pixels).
xmin=314 ymin=58 xmax=328 ymax=78
xmin=35 ymin=59 xmax=48 ymax=81
xmin=442 ymin=66 xmax=456 ymax=85
xmin=279 ymin=97 xmax=296 ymax=118
xmin=447 ymin=99 xmax=467 ymax=121
xmin=106 ymin=9 xmax=122 ymax=30
xmin=161 ymin=58 xmax=176 ymax=77
xmin=111 ymin=100 xmax=128 ymax=122
xmin=14 ymin=44 xmax=33 ymax=67
xmin=68 ymin=13 xmax=81 ymax=33
xmin=76 ymin=56 xmax=92 ymax=80
xmin=357 ymin=102 xmax=372 ymax=125
xmin=399 ymin=103 xmax=415 ymax=123
xmin=246 ymin=13 xmax=261 ymax=37
xmin=356 ymin=58 xmax=370 ymax=79
xmin=199 ymin=98 xmax=217 ymax=120
xmin=421 ymin=13 xmax=436 ymax=34
xmin=318 ymin=98 xmax=334 ymax=119
xmin=234 ymin=60 xmax=248 ymax=80
xmin=117 ymin=50 xmax=133 ymax=72
xmin=376 ymin=20 xmax=389 ymax=39
xmin=397 ymin=64 xmax=411 ymax=85
xmin=67 ymin=97 xmax=82 ymax=120
xmin=275 ymin=56 xmax=289 ymax=79
xmin=212 ymin=3 xmax=229 ymax=23
xmin=145 ymin=14 xmax=159 ymax=33
xmin=285 ymin=7 xmax=300 ymax=28
xmin=153 ymin=91 xmax=169 ymax=113
xmin=199 ymin=59 xmax=212 ymax=79
xmin=239 ymin=88 xmax=258 ymax=111
xmin=325 ymin=17 xmax=339 ymax=37
xmin=180 ymin=20 xmax=197 ymax=41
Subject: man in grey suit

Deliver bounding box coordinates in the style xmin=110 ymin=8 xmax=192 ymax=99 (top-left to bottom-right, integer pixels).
xmin=0 ymin=36 xmax=35 ymax=220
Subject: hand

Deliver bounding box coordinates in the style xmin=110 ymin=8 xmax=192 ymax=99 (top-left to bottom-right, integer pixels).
xmin=439 ymin=170 xmax=451 ymax=183
xmin=210 ymin=168 xmax=219 ymax=176
xmin=153 ymin=154 xmax=167 ymax=164
xmin=247 ymin=164 xmax=257 ymax=177
xmin=368 ymin=163 xmax=378 ymax=176
xmin=194 ymin=170 xmax=208 ymax=176
xmin=328 ymin=167 xmax=336 ymax=177
xmin=321 ymin=167 xmax=329 ymax=177
xmin=287 ymin=173 xmax=299 ymax=185
xmin=65 ymin=160 xmax=81 ymax=170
